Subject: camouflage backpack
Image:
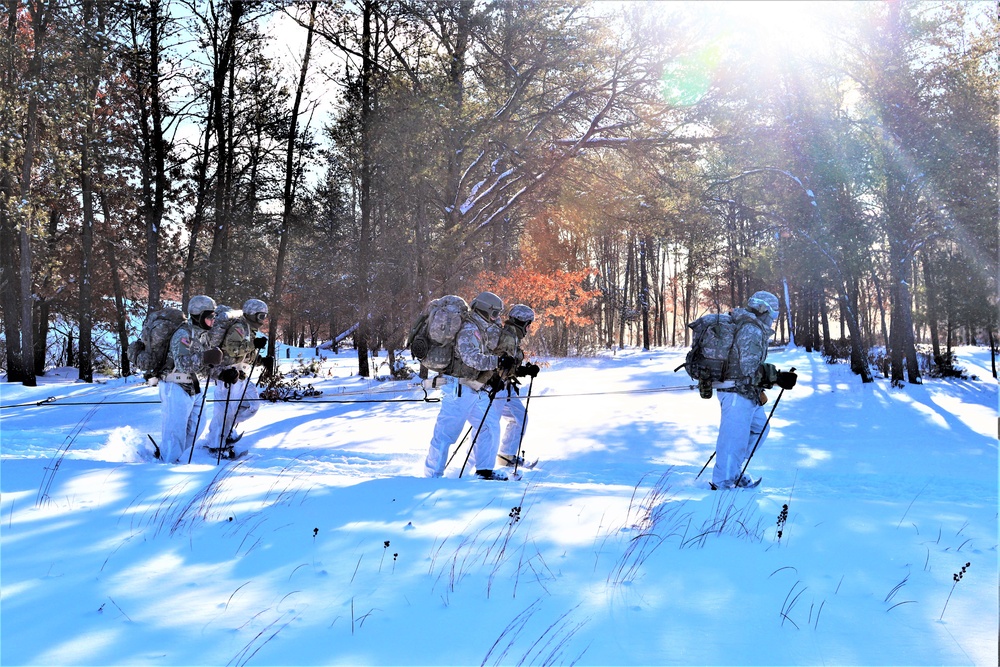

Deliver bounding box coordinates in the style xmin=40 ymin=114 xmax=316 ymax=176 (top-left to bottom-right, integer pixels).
xmin=128 ymin=307 xmax=187 ymax=378
xmin=407 ymin=295 xmax=470 ymax=373
xmin=206 ymin=306 xmax=253 ymax=364
xmin=684 ymin=312 xmax=739 ymax=384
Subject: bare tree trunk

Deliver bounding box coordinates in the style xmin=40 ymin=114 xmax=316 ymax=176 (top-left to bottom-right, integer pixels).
xmin=77 ymin=0 xmax=107 ymax=383
xmin=147 ymin=0 xmax=166 ymax=309
xmin=206 ymin=0 xmax=244 ymax=296
xmin=639 ymin=236 xmax=650 ymax=350
xmin=354 ymin=0 xmax=377 ymax=376
xmin=819 ymin=283 xmax=831 ymax=356
xmin=12 ymin=0 xmax=56 ymax=386
xmin=921 ymin=252 xmax=941 ymax=361
xmin=989 ymin=328 xmax=997 ymax=379
xmin=670 ymin=245 xmax=679 ymax=346
xmin=888 ymin=240 xmax=921 ymax=385
xmin=79 ymin=131 xmax=95 ymax=382
xmin=270 ymin=1 xmax=317 ymax=365
xmin=182 ymin=103 xmax=215 ymax=306
xmin=618 ymin=235 xmax=633 ymax=348
xmin=0 ymin=0 xmax=26 ymax=380
xmin=0 ymin=212 xmax=24 ymax=378
xmin=99 ymin=191 xmax=131 ymax=377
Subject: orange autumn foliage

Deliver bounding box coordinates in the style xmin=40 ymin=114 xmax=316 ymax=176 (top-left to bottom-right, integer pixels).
xmin=473 ymin=268 xmax=600 ymax=328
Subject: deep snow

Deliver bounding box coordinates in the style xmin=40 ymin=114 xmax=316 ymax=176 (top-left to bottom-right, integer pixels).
xmin=1 ymin=345 xmax=996 ymax=666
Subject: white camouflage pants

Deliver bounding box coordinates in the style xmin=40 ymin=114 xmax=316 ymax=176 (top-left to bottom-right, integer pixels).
xmin=158 ymin=381 xmax=204 ymax=464
xmin=496 ymin=394 xmax=527 ymax=461
xmin=204 ymin=377 xmax=260 ymax=450
xmin=424 ymin=382 xmax=500 ymax=477
xmin=712 ymin=391 xmax=769 ymax=487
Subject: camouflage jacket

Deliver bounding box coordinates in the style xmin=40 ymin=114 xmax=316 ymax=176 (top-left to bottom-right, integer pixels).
xmin=206 ymin=308 xmax=257 ymax=369
xmin=219 ymin=317 xmax=256 ymax=368
xmin=726 ymin=307 xmax=773 ymax=402
xmin=450 ymin=312 xmax=500 ymax=390
xmin=493 ymin=323 xmax=526 ymax=383
xmin=169 ymin=322 xmax=213 ymax=394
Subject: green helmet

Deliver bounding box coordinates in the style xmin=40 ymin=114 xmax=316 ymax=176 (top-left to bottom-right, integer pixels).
xmin=188 ymin=295 xmax=217 ymax=330
xmin=470 ymin=291 xmax=503 ymax=320
xmin=747 ymin=291 xmax=779 ymax=319
xmin=508 ymin=304 xmax=535 ymax=325
xmin=187 ymin=295 xmax=216 ymax=317
xmin=242 ymin=298 xmax=269 ymax=327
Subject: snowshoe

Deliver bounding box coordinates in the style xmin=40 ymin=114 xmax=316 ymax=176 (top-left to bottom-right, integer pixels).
xmin=710 ymin=476 xmax=761 ymax=490
xmin=204 ymin=444 xmax=248 ymax=460
xmin=226 ymin=431 xmax=243 ymax=445
xmin=496 ymin=454 xmax=538 ymax=470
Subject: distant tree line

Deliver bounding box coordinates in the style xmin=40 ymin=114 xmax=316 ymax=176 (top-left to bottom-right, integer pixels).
xmin=1 ymin=0 xmax=996 ymax=385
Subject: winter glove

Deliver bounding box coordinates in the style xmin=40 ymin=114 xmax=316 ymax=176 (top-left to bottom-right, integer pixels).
xmin=203 ymin=347 xmax=224 ymax=367
xmin=516 ymin=363 xmax=540 ymax=378
xmin=253 ymin=336 xmax=267 ymax=350
xmin=219 ymin=367 xmax=240 ymax=385
xmin=498 ymin=353 xmax=517 ymax=372
xmin=486 ymin=373 xmax=505 ymax=395
xmin=776 ymin=370 xmax=798 ymax=390
xmin=758 ymin=363 xmax=778 ymax=389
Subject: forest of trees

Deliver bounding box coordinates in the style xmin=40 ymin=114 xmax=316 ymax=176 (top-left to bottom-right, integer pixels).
xmin=1 ymin=0 xmax=996 ymax=386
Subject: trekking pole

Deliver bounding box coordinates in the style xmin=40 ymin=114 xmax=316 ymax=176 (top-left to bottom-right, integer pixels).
xmin=445 ymin=424 xmax=474 ymax=470
xmin=512 ymin=374 xmax=535 ymax=477
xmin=695 ymin=451 xmax=715 ymax=480
xmin=147 ymin=434 xmax=161 ymax=460
xmin=736 ymin=367 xmax=795 ymax=484
xmin=223 ymin=352 xmax=261 ymax=445
xmin=187 ymin=374 xmax=211 ymax=464
xmin=217 ymin=382 xmax=234 ymax=465
xmin=458 ymin=387 xmax=498 ymax=478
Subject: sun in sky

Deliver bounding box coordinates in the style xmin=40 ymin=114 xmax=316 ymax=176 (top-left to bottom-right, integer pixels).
xmin=657 ymin=1 xmax=844 ymax=106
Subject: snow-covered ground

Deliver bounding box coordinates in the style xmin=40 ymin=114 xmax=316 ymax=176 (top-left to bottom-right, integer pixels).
xmin=1 ymin=345 xmax=996 ymax=666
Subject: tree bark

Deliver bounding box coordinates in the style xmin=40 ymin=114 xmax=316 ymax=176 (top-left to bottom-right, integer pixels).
xmin=639 ymin=235 xmax=650 ymax=351
xmin=1 ymin=0 xmax=25 ymax=380
xmin=206 ymin=0 xmax=244 ymax=296
xmin=77 ymin=0 xmax=107 ymax=383
xmin=921 ymin=252 xmax=941 ymax=360
xmin=182 ymin=102 xmax=215 ymax=307
xmin=13 ymin=0 xmax=54 ymax=386
xmin=146 ymin=0 xmax=166 ymax=310
xmin=270 ymin=1 xmax=317 ymax=363
xmin=99 ymin=190 xmax=131 ymax=377
xmin=354 ymin=0 xmax=375 ymax=376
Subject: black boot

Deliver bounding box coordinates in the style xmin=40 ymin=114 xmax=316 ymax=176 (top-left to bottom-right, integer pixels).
xmin=474 ymin=469 xmax=508 ymax=481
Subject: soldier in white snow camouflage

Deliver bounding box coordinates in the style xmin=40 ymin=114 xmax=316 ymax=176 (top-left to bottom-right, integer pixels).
xmin=203 ymin=299 xmax=269 ymax=454
xmin=711 ymin=291 xmax=797 ymax=488
xmin=490 ymin=304 xmax=540 ymax=470
xmin=158 ymin=295 xmax=224 ymax=464
xmin=423 ymin=291 xmax=513 ymax=480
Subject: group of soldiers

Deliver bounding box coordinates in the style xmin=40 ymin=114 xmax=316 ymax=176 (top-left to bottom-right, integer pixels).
xmin=155 ymin=295 xmax=269 ymax=464
xmin=421 ymin=291 xmax=540 ymax=481
xmin=152 ymin=290 xmax=538 ymax=476
xmin=154 ymin=288 xmax=794 ymax=491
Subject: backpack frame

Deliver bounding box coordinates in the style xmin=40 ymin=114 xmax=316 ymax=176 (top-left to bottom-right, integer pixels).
xmin=128 ymin=307 xmax=187 ymax=378
xmin=407 ymin=295 xmax=470 ymax=373
xmin=684 ymin=312 xmax=740 ymax=383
